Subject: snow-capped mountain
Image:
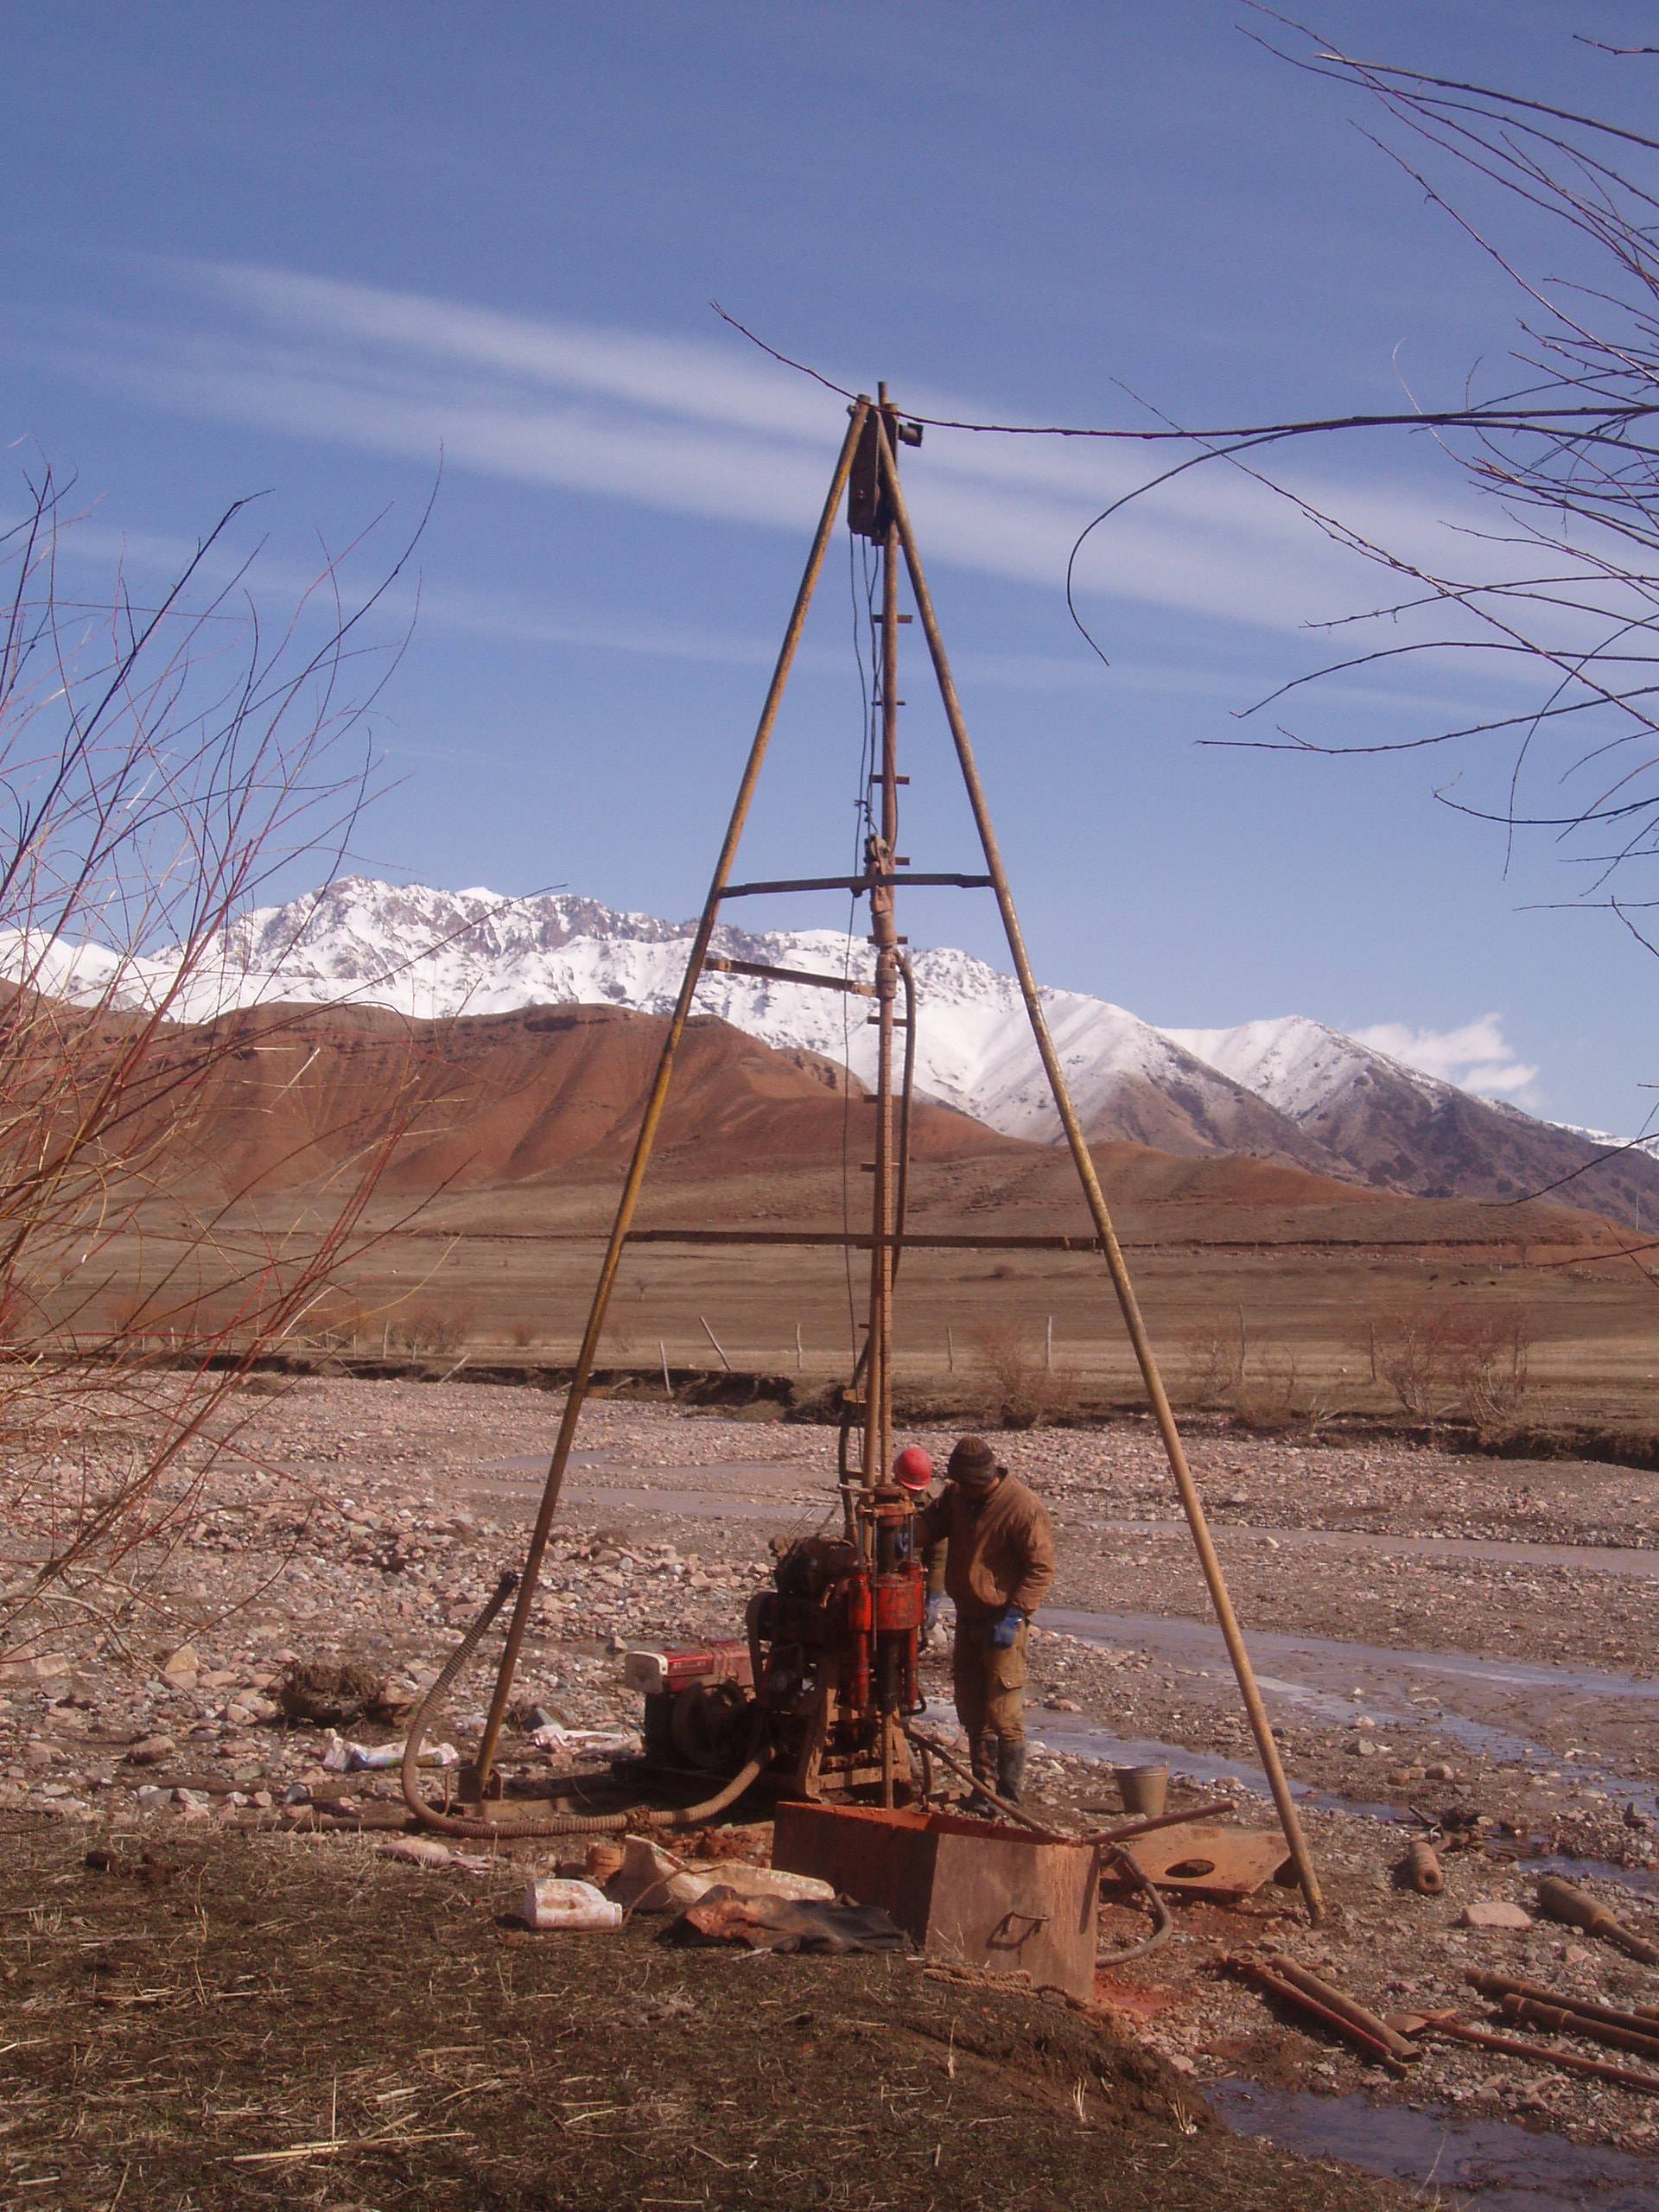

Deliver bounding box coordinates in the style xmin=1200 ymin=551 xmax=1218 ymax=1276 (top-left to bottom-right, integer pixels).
xmin=11 ymin=877 xmax=1656 ymax=1222
xmin=1162 ymin=1014 xmax=1659 ymax=1224
xmin=147 ymin=879 xmax=1332 ymax=1171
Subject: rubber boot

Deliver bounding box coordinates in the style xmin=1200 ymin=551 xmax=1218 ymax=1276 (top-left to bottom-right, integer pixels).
xmin=996 ymin=1738 xmax=1027 ymax=1807
xmin=964 ymin=1735 xmax=998 ymax=1818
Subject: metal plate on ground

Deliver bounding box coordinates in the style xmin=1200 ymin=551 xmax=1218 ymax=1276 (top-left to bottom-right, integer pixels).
xmin=1117 ymin=1824 xmax=1294 ymax=1902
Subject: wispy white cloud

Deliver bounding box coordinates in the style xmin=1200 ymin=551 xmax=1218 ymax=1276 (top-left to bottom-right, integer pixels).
xmin=22 ymin=480 xmax=1516 ymax=718
xmin=1351 ymin=1013 xmax=1540 ymax=1101
xmin=10 ymin=259 xmax=1548 ymax=656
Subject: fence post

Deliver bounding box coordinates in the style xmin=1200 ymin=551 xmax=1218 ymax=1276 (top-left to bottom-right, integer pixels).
xmin=699 ymin=1314 xmax=733 ymax=1373
xmin=1046 ymin=1313 xmax=1053 ymax=1372
xmin=660 ymin=1339 xmax=673 ymax=1400
xmin=946 ymin=1325 xmax=955 ymax=1372
xmin=795 ymin=1320 xmax=804 ymax=1372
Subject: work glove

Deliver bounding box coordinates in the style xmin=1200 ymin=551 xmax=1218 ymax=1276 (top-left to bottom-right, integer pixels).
xmin=988 ymin=1605 xmax=1023 ymax=1649
xmin=925 ymin=1594 xmax=944 ymax=1633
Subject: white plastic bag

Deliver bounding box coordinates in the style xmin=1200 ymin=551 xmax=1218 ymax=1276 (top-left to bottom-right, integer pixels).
xmin=608 ymin=1834 xmax=836 ymax=1913
xmin=518 ymin=1877 xmax=623 ymax=1932
xmin=531 ymin=1721 xmax=637 ymax=1756
xmin=323 ymin=1733 xmax=460 ymax=1773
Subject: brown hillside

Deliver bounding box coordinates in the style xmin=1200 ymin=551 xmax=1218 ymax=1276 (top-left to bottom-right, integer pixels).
xmin=19 ymin=992 xmax=1620 ymax=1264
xmin=156 ymin=1000 xmax=996 ymax=1197
xmin=133 ymin=999 xmax=1617 ymax=1262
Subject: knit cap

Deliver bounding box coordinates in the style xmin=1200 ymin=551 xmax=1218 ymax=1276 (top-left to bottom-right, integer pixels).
xmin=946 ymin=1434 xmax=998 ymax=1486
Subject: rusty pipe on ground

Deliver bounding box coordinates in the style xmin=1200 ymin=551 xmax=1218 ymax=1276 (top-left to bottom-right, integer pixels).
xmin=1422 ymin=2018 xmax=1659 ymax=2094
xmin=1233 ymin=1958 xmax=1411 ymax=2074
xmin=1535 ymin=1876 xmax=1659 ymax=1964
xmin=875 ymin=414 xmax=1322 ymax=1926
xmin=1403 ymin=1839 xmax=1444 ymax=1895
xmin=401 ymin=1571 xmax=767 ymax=1840
xmin=1497 ymin=1995 xmax=1659 ymax=2065
xmin=1262 ymin=1956 xmax=1421 ymax=2067
xmin=1471 ymin=1972 xmax=1659 ymax=2041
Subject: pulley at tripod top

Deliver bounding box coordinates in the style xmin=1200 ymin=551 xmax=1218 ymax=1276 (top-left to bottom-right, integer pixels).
xmin=847 ymin=395 xmax=923 ymax=542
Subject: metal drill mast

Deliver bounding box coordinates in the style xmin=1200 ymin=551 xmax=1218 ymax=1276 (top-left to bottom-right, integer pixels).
xmin=858 ymin=381 xmax=907 ymax=1506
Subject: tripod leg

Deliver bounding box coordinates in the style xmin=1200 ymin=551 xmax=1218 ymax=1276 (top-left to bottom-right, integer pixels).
xmin=874 ymin=417 xmax=1324 ymax=1924
xmin=469 ymin=399 xmax=872 ymax=1791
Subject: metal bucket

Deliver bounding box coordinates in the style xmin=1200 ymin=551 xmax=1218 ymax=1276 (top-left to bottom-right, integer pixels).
xmin=1114 ymin=1764 xmax=1168 ymax=1818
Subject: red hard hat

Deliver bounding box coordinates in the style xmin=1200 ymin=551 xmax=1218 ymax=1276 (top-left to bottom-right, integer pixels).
xmin=893 ymin=1446 xmax=934 ymax=1491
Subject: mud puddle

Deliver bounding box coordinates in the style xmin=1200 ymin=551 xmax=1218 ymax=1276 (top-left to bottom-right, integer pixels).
xmin=1046 ymin=1607 xmax=1659 ymax=1815
xmin=1212 ymin=2081 xmax=1659 ymax=2209
xmin=1023 ymin=1702 xmax=1401 ymax=1818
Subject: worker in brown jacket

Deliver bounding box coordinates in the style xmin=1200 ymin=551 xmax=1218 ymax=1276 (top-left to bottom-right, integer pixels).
xmin=913 ymin=1435 xmax=1055 ymax=1809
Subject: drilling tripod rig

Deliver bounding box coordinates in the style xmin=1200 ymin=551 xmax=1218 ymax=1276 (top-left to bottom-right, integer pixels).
xmin=404 ymin=385 xmax=1323 ymax=1921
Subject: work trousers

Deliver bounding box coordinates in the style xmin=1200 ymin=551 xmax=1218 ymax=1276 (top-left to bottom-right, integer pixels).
xmin=951 ymin=1617 xmax=1028 ymax=1750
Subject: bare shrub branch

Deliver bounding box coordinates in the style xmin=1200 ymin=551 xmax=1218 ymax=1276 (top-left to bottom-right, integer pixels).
xmin=0 ymin=466 xmax=424 ymax=1670
xmin=963 ymin=1316 xmax=1076 ymax=1430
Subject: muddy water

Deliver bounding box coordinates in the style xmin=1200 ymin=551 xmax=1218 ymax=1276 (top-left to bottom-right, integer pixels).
xmin=1085 ymin=1518 xmax=1659 ymax=1581
xmin=1212 ymin=2082 xmax=1659 ymax=2210
xmin=1043 ymin=1605 xmax=1659 ymax=1820
xmin=1044 ymin=1606 xmax=1659 ymax=1721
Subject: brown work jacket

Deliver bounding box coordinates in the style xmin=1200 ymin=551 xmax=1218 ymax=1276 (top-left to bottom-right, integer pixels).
xmin=914 ymin=1472 xmax=1055 ymax=1624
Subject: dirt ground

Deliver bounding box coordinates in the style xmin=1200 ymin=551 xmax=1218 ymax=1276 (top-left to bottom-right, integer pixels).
xmin=6 ymin=1377 xmax=1659 ymax=2204
xmin=0 ymin=1816 xmax=1413 ymax=2212
xmin=340 ymin=1217 xmax=1659 ymax=1432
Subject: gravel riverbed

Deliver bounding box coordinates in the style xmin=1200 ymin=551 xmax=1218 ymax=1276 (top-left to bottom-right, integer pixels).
xmin=4 ymin=1376 xmax=1659 ymax=2177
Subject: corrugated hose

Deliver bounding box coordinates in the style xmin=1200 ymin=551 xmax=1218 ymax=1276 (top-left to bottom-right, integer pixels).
xmin=400 ymin=1570 xmax=769 ymax=1839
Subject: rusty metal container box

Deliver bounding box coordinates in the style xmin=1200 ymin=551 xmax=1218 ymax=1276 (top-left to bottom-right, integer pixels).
xmin=772 ymin=1802 xmax=1099 ymax=2000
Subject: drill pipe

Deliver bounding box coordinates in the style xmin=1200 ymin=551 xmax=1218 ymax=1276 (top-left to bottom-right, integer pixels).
xmin=1403 ymin=1840 xmax=1445 ymax=1895
xmin=1262 ymin=1956 xmax=1421 ymax=2066
xmin=1233 ymin=1959 xmax=1410 ymax=2074
xmin=1471 ymin=1972 xmax=1659 ymax=2040
xmin=1535 ymin=1876 xmax=1659 ymax=1964
xmin=1498 ymin=1995 xmax=1659 ymax=2065
xmin=1424 ymin=2018 xmax=1659 ymax=2094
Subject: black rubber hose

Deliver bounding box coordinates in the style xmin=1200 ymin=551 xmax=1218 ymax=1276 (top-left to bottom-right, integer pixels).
xmin=1095 ymin=1841 xmax=1174 ymax=1966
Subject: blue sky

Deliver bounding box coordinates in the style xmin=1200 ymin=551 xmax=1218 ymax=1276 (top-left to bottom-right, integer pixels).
xmin=4 ymin=1 xmax=1651 ymax=1131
